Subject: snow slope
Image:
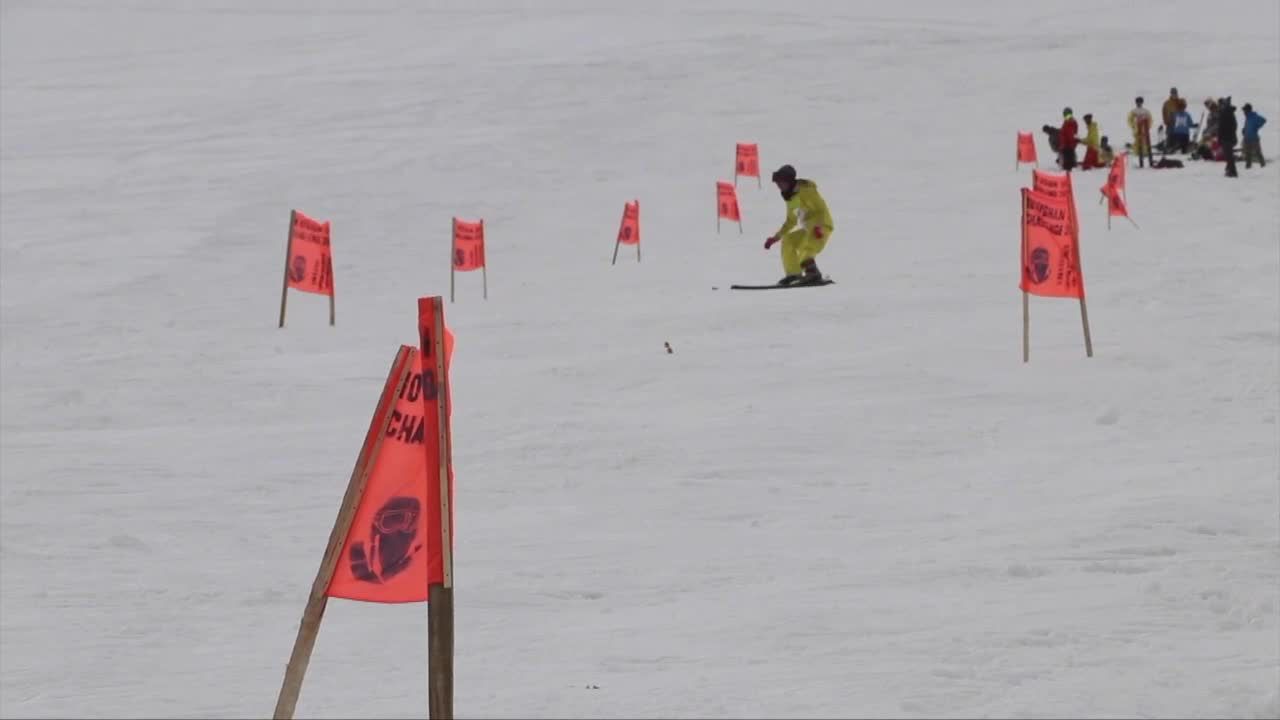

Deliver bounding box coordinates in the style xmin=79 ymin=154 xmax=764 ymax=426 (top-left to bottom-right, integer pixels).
xmin=2 ymin=1 xmax=1278 ymax=717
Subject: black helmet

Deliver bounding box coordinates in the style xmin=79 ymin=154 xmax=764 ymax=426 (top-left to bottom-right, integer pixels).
xmin=771 ymin=164 xmax=797 ymax=184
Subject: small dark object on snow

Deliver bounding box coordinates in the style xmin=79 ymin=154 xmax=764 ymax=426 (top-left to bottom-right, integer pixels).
xmin=664 ymin=341 xmax=673 ymax=354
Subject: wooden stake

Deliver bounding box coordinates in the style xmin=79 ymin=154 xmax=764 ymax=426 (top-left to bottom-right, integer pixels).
xmin=1071 ymin=191 xmax=1094 ymax=359
xmin=1079 ymin=295 xmax=1094 ymax=358
xmin=272 ymin=347 xmax=414 ymax=719
xmin=279 ymin=210 xmax=294 ymax=328
xmin=1023 ymin=290 xmax=1030 ymax=363
xmin=635 ymin=200 xmax=641 ymax=262
xmin=424 ymin=297 xmax=455 ymax=719
xmin=328 ymin=222 xmax=336 ymax=326
xmin=1020 ymin=191 xmax=1029 ymax=363
xmin=428 ymin=584 xmax=454 ymax=719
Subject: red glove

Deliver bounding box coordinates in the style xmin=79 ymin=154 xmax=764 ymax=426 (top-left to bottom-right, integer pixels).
xmin=764 ymin=235 xmax=779 ymax=249
xmin=812 ymin=225 xmax=824 ymax=239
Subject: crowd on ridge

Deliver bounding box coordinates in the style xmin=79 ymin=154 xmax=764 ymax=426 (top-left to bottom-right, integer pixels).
xmin=1041 ymin=87 xmax=1267 ymax=178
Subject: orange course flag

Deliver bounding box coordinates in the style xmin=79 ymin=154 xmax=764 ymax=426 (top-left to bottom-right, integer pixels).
xmin=452 ymin=218 xmax=485 ymax=272
xmin=716 ymin=181 xmax=741 ymax=221
xmin=1106 ymin=153 xmax=1127 ymax=196
xmin=326 ymin=335 xmax=455 ymax=604
xmin=617 ymin=200 xmax=639 ymax=245
xmin=1017 ymin=132 xmax=1037 ymax=164
xmin=287 ymin=211 xmax=335 ymax=296
xmin=736 ymin=143 xmax=760 ymax=178
xmin=1101 ymin=181 xmax=1129 ymax=218
xmin=1031 ymin=168 xmax=1079 ymax=233
xmin=1020 ymin=187 xmax=1084 ymax=299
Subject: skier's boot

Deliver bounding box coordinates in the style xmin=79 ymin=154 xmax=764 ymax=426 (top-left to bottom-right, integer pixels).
xmin=799 ymin=258 xmax=823 ymax=284
xmin=777 ymin=274 xmax=802 ymax=286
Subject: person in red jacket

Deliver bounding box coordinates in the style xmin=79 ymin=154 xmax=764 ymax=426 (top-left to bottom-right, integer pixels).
xmin=1058 ymin=107 xmax=1079 ymax=171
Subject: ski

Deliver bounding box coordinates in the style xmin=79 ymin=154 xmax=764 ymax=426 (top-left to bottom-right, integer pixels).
xmin=729 ymin=277 xmax=834 ymax=290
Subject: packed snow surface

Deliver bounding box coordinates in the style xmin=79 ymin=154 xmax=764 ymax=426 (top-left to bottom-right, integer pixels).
xmin=2 ymin=1 xmax=1277 ymax=717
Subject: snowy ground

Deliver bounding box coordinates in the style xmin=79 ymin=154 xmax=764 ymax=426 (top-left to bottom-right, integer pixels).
xmin=2 ymin=1 xmax=1278 ymax=718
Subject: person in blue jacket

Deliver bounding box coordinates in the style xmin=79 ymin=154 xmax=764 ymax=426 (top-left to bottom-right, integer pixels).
xmin=1242 ymin=103 xmax=1267 ymax=168
xmin=1169 ymin=99 xmax=1195 ymax=153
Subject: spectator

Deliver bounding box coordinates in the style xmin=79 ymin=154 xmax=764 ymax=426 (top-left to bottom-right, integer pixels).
xmin=1098 ymin=136 xmax=1116 ymax=166
xmin=1242 ymin=103 xmax=1267 ymax=168
xmin=1169 ymin=99 xmax=1195 ymax=153
xmin=1162 ymin=88 xmax=1181 ymax=136
xmin=1218 ymin=97 xmax=1239 ymax=177
xmin=1081 ymin=113 xmax=1103 ymax=168
xmin=1128 ymin=97 xmax=1154 ymax=167
xmin=1059 ymin=107 xmax=1079 ymax=171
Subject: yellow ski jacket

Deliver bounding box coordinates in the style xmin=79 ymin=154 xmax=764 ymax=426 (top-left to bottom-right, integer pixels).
xmin=1084 ymin=120 xmax=1100 ymax=150
xmin=776 ymin=179 xmax=834 ymax=237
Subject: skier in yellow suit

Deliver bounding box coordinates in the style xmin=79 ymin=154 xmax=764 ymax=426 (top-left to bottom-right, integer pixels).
xmin=764 ymin=164 xmax=834 ymax=285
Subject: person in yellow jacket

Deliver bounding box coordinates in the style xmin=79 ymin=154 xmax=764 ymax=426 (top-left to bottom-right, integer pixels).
xmin=1097 ymin=135 xmax=1116 ymax=166
xmin=1128 ymin=96 xmax=1155 ymax=167
xmin=1081 ymin=113 xmax=1103 ymax=168
xmin=764 ymin=164 xmax=834 ymax=285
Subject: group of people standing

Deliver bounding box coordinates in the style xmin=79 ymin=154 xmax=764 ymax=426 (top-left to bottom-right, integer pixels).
xmin=1044 ymin=108 xmax=1115 ymax=171
xmin=1045 ymin=87 xmax=1267 ymax=178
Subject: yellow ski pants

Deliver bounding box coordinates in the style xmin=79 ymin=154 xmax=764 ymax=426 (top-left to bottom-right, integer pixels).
xmin=780 ymin=229 xmax=829 ymax=275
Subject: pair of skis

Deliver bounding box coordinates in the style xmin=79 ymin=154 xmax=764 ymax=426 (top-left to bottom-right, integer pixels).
xmin=727 ymin=276 xmax=834 ymax=290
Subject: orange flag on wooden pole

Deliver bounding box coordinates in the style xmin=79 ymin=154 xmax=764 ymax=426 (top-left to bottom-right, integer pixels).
xmin=278 ymin=210 xmax=336 ymax=327
xmin=717 ymin=181 xmax=742 ymax=234
xmin=735 ymin=143 xmax=761 ymax=187
xmin=451 ymin=217 xmax=487 ymax=302
xmin=612 ymin=199 xmax=640 ymax=265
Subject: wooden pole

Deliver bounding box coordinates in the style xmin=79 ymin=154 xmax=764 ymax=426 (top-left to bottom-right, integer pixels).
xmin=611 ymin=205 xmax=622 ymax=266
xmin=272 ymin=347 xmax=414 ymax=719
xmin=1078 ymin=295 xmax=1094 ymax=358
xmin=424 ymin=297 xmax=455 ymax=720
xmin=327 ymin=222 xmax=336 ymax=326
xmin=1020 ymin=189 xmax=1030 ymax=363
xmin=428 ymin=584 xmax=454 ymax=719
xmin=279 ymin=210 xmax=294 ymax=328
xmin=1023 ymin=291 xmax=1030 ymax=364
xmin=1071 ymin=186 xmax=1094 ymax=359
